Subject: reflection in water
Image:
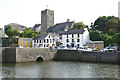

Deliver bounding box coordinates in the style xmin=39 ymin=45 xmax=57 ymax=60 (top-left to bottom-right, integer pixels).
xmin=2 ymin=63 xmax=16 ymax=78
xmin=1 ymin=61 xmax=118 ymax=78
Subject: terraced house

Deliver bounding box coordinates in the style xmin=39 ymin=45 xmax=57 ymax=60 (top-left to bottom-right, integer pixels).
xmin=32 ymin=33 xmax=56 ymax=48
xmin=61 ymin=28 xmax=89 ymax=48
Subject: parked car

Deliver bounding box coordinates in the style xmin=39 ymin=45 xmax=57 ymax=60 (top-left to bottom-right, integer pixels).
xmin=59 ymin=46 xmax=69 ymax=50
xmin=78 ymin=47 xmax=92 ymax=51
xmin=99 ymin=46 xmax=117 ymax=52
xmin=98 ymin=48 xmax=105 ymax=52
xmin=108 ymin=46 xmax=117 ymax=52
xmin=92 ymin=47 xmax=100 ymax=51
xmin=70 ymin=47 xmax=76 ymax=50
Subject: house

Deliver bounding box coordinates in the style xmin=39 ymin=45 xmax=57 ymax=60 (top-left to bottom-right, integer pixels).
xmin=86 ymin=41 xmax=104 ymax=49
xmin=32 ymin=33 xmax=56 ymax=48
xmin=47 ymin=19 xmax=75 ymax=33
xmin=61 ymin=28 xmax=89 ymax=48
xmin=31 ymin=24 xmax=41 ymax=33
xmin=18 ymin=38 xmax=33 ymax=48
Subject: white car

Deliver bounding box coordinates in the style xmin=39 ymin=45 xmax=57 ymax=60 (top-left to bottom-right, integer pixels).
xmin=78 ymin=47 xmax=92 ymax=51
xmin=99 ymin=48 xmax=105 ymax=52
xmin=109 ymin=46 xmax=117 ymax=51
xmin=70 ymin=47 xmax=76 ymax=50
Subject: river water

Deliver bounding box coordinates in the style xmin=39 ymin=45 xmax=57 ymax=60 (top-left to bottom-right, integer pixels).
xmin=0 ymin=61 xmax=119 ymax=78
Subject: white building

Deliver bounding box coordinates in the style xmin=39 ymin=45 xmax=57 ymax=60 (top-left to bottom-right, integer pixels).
xmin=62 ymin=28 xmax=89 ymax=48
xmin=32 ymin=33 xmax=56 ymax=48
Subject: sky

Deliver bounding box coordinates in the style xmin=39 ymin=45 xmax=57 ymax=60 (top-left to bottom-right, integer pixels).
xmin=0 ymin=0 xmax=119 ymax=29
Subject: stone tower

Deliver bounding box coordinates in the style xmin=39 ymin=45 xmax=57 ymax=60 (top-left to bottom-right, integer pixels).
xmin=41 ymin=9 xmax=54 ymax=32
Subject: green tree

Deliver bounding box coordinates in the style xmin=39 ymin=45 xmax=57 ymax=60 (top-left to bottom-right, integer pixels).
xmin=90 ymin=31 xmax=102 ymax=41
xmin=13 ymin=30 xmax=20 ymax=37
xmin=104 ymin=19 xmax=118 ymax=35
xmin=93 ymin=16 xmax=118 ymax=32
xmin=69 ymin=22 xmax=86 ymax=30
xmin=5 ymin=26 xmax=20 ymax=37
xmin=21 ymin=28 xmax=37 ymax=38
xmin=112 ymin=32 xmax=120 ymax=47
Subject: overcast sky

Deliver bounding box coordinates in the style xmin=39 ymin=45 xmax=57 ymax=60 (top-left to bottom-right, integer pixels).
xmin=0 ymin=0 xmax=119 ymax=28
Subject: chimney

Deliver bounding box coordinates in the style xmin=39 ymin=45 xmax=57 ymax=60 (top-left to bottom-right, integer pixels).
xmin=67 ymin=19 xmax=70 ymax=22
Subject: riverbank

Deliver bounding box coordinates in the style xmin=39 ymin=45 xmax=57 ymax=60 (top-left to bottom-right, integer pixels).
xmin=1 ymin=47 xmax=120 ymax=64
xmin=53 ymin=50 xmax=120 ymax=64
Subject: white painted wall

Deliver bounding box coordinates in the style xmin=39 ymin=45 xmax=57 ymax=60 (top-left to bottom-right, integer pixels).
xmin=83 ymin=28 xmax=90 ymax=45
xmin=32 ymin=34 xmax=56 ymax=48
xmin=62 ymin=28 xmax=89 ymax=48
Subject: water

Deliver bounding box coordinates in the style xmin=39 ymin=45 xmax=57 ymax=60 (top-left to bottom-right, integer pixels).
xmin=0 ymin=61 xmax=118 ymax=78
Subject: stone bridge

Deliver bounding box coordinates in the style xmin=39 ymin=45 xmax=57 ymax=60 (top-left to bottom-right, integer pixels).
xmin=1 ymin=47 xmax=57 ymax=63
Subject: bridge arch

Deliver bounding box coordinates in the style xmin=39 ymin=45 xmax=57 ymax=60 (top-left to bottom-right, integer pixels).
xmin=36 ymin=56 xmax=43 ymax=62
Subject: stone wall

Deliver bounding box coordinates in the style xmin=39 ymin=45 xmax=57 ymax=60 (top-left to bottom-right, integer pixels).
xmin=2 ymin=47 xmax=16 ymax=63
xmin=2 ymin=47 xmax=57 ymax=63
xmin=54 ymin=50 xmax=120 ymax=64
xmin=16 ymin=48 xmax=56 ymax=62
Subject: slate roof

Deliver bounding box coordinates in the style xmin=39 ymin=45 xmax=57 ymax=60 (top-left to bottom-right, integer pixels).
xmin=33 ymin=24 xmax=41 ymax=28
xmin=4 ymin=23 xmax=27 ymax=31
xmin=33 ymin=34 xmax=48 ymax=40
xmin=62 ymin=29 xmax=85 ymax=35
xmin=19 ymin=38 xmax=33 ymax=41
xmin=47 ymin=21 xmax=74 ymax=33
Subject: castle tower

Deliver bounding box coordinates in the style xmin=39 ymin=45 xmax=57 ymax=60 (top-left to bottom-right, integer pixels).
xmin=41 ymin=9 xmax=54 ymax=32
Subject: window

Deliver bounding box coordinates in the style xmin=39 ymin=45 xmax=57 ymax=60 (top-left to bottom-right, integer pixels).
xmin=72 ymin=34 xmax=74 ymax=38
xmin=44 ymin=39 xmax=46 ymax=43
xmin=72 ymin=39 xmax=74 ymax=42
xmin=44 ymin=44 xmax=45 ymax=47
xmin=77 ymin=39 xmax=79 ymax=42
xmin=27 ymin=42 xmax=29 ymax=45
xmin=47 ymin=39 xmax=49 ymax=43
xmin=100 ymin=43 xmax=103 ymax=45
xmin=67 ymin=39 xmax=69 ymax=43
xmin=34 ymin=40 xmax=36 ymax=43
xmin=67 ymin=34 xmax=68 ymax=38
xmin=77 ymin=44 xmax=79 ymax=47
xmin=60 ymin=37 xmax=62 ymax=39
xmin=94 ymin=43 xmax=98 ymax=45
xmin=78 ymin=34 xmax=79 ymax=37
xmin=37 ymin=40 xmax=38 ymax=43
xmin=50 ymin=39 xmax=52 ymax=43
xmin=53 ymin=39 xmax=54 ymax=43
xmin=49 ymin=35 xmax=50 ymax=38
xmin=40 ymin=40 xmax=41 ymax=43
xmin=23 ymin=42 xmax=25 ymax=45
xmin=87 ymin=43 xmax=90 ymax=45
xmin=67 ymin=44 xmax=69 ymax=47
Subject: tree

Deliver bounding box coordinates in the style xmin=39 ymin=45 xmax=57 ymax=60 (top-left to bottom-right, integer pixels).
xmin=90 ymin=31 xmax=102 ymax=41
xmin=5 ymin=25 xmax=20 ymax=37
xmin=93 ymin=16 xmax=118 ymax=32
xmin=94 ymin=16 xmax=108 ymax=31
xmin=21 ymin=28 xmax=37 ymax=38
xmin=13 ymin=30 xmax=20 ymax=36
xmin=69 ymin=22 xmax=86 ymax=30
xmin=104 ymin=19 xmax=118 ymax=35
xmin=112 ymin=32 xmax=120 ymax=47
